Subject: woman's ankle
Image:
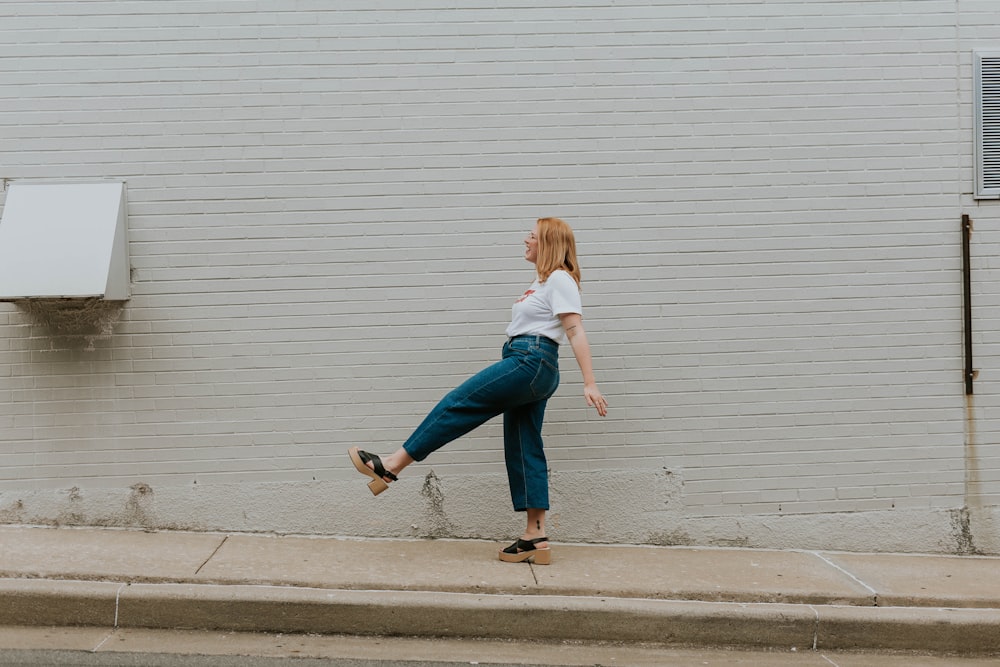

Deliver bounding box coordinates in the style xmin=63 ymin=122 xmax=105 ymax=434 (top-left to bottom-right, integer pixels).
xmin=361 ymin=449 xmax=410 ymax=480
xmin=524 ymin=510 xmax=546 ymax=540
xmin=385 ymin=449 xmax=413 ymax=477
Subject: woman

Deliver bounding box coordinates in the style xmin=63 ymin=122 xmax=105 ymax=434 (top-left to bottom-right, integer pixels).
xmin=349 ymin=217 xmax=608 ymax=565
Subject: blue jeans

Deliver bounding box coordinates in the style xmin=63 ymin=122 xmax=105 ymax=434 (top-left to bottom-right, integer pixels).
xmin=402 ymin=335 xmax=561 ymax=511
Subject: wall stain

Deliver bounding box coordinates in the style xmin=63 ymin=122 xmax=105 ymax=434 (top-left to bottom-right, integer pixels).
xmin=420 ymin=471 xmax=454 ymax=538
xmin=951 ymin=506 xmax=977 ymax=555
xmin=57 ymin=485 xmax=85 ymax=525
xmin=16 ymin=298 xmax=125 ymax=351
xmin=122 ymin=482 xmax=154 ymax=528
xmin=961 ymin=394 xmax=981 ymax=554
xmin=0 ymin=499 xmax=25 ymax=523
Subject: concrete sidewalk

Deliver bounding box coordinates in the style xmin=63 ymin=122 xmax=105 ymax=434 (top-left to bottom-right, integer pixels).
xmin=1 ymin=525 xmax=999 ymax=655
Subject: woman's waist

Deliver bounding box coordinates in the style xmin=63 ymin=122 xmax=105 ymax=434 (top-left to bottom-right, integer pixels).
xmin=506 ymin=334 xmax=559 ymax=349
xmin=503 ymin=335 xmax=560 ymax=366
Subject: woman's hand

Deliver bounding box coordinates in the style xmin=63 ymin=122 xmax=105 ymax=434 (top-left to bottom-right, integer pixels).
xmin=584 ymin=383 xmax=608 ymax=417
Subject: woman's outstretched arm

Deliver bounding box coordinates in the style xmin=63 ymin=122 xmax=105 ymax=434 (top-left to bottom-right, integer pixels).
xmin=559 ymin=312 xmax=608 ymax=417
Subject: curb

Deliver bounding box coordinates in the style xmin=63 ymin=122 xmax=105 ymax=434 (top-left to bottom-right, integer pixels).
xmin=3 ymin=578 xmax=1000 ymax=655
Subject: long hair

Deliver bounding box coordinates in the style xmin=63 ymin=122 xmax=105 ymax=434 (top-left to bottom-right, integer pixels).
xmin=535 ymin=217 xmax=581 ymax=287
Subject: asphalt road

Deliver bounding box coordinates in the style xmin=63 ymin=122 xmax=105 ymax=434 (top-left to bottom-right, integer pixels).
xmin=2 ymin=651 xmax=499 ymax=667
xmin=3 ymin=627 xmax=999 ymax=667
xmin=3 ymin=647 xmax=1000 ymax=667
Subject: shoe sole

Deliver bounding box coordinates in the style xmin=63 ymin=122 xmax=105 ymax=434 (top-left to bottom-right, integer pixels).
xmin=498 ymin=547 xmax=551 ymax=565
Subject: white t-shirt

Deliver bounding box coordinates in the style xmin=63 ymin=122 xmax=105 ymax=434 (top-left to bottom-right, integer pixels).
xmin=505 ymin=270 xmax=582 ymax=345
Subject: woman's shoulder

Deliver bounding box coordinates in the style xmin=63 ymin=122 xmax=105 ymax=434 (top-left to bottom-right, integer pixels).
xmin=548 ymin=269 xmax=576 ymax=283
xmin=545 ymin=270 xmax=580 ymax=290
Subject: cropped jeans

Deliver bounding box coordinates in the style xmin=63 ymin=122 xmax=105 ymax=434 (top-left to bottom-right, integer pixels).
xmin=402 ymin=335 xmax=560 ymax=511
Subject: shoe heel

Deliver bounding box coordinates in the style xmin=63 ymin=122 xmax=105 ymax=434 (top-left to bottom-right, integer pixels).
xmin=367 ymin=478 xmax=388 ymax=496
xmin=532 ymin=548 xmax=551 ymax=565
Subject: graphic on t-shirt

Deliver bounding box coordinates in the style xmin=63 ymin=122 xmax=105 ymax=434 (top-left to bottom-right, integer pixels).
xmin=515 ymin=289 xmax=535 ymax=304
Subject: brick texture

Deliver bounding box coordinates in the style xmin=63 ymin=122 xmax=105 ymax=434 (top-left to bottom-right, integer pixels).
xmin=0 ymin=1 xmax=997 ymax=532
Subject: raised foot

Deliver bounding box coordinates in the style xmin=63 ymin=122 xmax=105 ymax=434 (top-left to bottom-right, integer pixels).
xmin=348 ymin=447 xmax=398 ymax=496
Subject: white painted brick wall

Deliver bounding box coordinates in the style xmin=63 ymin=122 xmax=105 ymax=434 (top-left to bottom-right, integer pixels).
xmin=0 ymin=0 xmax=998 ymax=550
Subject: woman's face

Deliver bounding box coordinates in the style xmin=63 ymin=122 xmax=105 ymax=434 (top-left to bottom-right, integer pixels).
xmin=524 ymin=223 xmax=539 ymax=264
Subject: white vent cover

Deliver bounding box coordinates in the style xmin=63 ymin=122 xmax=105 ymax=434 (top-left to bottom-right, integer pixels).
xmin=0 ymin=182 xmax=129 ymax=300
xmin=975 ymin=52 xmax=1000 ymax=199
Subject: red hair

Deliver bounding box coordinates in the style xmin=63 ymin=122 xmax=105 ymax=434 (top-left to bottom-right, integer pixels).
xmin=534 ymin=217 xmax=581 ymax=287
